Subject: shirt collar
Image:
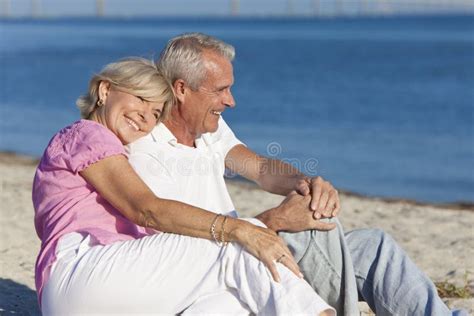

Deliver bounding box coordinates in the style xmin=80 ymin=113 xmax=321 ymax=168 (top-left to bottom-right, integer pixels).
xmin=150 ymin=123 xmax=177 ymax=145
xmin=150 ymin=123 xmax=211 ymax=149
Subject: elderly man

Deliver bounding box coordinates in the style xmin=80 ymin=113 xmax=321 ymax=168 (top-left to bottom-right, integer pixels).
xmin=128 ymin=33 xmax=457 ymax=315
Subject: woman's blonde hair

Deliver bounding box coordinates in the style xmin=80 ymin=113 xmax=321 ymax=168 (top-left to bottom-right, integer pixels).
xmin=77 ymin=57 xmax=174 ymax=121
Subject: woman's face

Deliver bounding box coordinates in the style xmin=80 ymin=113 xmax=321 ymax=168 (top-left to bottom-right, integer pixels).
xmin=92 ymin=82 xmax=164 ymax=144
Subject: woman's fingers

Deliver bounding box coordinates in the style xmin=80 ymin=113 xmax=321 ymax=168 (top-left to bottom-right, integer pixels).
xmin=239 ymin=225 xmax=305 ymax=283
xmin=278 ymin=253 xmax=303 ymax=279
xmin=267 ymin=259 xmax=281 ymax=283
xmin=274 ymin=237 xmax=303 ymax=279
xmin=262 ymin=260 xmax=280 ymax=282
xmin=263 ymin=232 xmax=302 ymax=282
xmin=266 ymin=249 xmax=302 ymax=282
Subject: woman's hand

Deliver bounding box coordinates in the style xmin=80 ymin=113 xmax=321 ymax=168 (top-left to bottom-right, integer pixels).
xmin=228 ymin=220 xmax=303 ymax=283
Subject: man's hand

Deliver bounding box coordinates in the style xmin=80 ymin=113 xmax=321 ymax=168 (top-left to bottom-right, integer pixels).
xmin=256 ymin=191 xmax=336 ymax=233
xmin=295 ymin=176 xmax=340 ymax=220
xmin=225 ymin=146 xmax=341 ymax=221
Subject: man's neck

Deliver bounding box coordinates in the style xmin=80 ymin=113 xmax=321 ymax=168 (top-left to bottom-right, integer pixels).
xmin=164 ymin=119 xmax=199 ymax=148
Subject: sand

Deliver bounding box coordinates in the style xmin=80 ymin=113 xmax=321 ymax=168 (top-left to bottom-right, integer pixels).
xmin=0 ymin=152 xmax=472 ymax=315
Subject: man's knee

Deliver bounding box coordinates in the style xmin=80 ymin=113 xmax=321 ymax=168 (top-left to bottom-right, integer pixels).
xmin=345 ymin=228 xmax=402 ymax=267
xmin=346 ymin=228 xmax=394 ymax=246
xmin=280 ymin=230 xmax=312 ymax=263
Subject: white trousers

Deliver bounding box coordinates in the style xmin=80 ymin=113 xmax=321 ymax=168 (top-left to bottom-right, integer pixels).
xmin=42 ymin=223 xmax=335 ymax=315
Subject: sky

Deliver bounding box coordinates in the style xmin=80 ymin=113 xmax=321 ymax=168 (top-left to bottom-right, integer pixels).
xmin=2 ymin=0 xmax=474 ymax=17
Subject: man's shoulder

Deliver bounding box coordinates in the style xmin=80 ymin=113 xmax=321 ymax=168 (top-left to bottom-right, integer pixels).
xmin=202 ymin=117 xmax=244 ymax=158
xmin=205 ymin=117 xmax=235 ymax=142
xmin=126 ymin=132 xmax=161 ymax=155
xmin=128 ymin=123 xmax=177 ymax=153
xmin=217 ymin=117 xmax=233 ymax=133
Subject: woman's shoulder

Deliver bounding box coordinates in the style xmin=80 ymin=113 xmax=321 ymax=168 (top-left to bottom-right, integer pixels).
xmin=43 ymin=120 xmax=123 ymax=163
xmin=57 ymin=119 xmax=111 ymax=141
xmin=46 ymin=120 xmax=102 ymax=154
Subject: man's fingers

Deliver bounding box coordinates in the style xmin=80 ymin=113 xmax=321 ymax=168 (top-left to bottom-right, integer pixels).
xmin=312 ymin=221 xmax=337 ymax=231
xmin=323 ymin=190 xmax=338 ymax=217
xmin=332 ymin=193 xmax=341 ymax=217
xmin=295 ymin=180 xmax=310 ymax=196
xmin=317 ymin=191 xmax=329 ymax=214
xmin=312 ymin=211 xmax=320 ymax=220
xmin=299 ymin=185 xmax=310 ymax=196
xmin=310 ymin=177 xmax=323 ymax=211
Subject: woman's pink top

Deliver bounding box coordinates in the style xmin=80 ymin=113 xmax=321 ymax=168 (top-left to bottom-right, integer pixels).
xmin=32 ymin=119 xmax=149 ymax=303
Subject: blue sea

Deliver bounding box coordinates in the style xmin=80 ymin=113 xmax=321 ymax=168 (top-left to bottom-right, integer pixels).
xmin=1 ymin=15 xmax=473 ymax=203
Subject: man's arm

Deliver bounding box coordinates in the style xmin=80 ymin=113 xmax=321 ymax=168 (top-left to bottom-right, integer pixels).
xmin=254 ymin=191 xmax=336 ymax=232
xmin=225 ymin=145 xmax=340 ymax=230
xmin=225 ymin=145 xmax=304 ymax=195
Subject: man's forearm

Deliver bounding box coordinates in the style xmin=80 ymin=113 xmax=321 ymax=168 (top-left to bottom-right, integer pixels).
xmin=253 ymin=158 xmax=340 ymax=232
xmin=226 ymin=146 xmax=335 ymax=231
xmin=255 ymin=192 xmax=337 ymax=233
xmin=255 ymin=157 xmax=308 ymax=196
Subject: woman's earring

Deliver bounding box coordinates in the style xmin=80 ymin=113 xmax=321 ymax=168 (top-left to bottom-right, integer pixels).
xmin=97 ymin=99 xmax=104 ymax=107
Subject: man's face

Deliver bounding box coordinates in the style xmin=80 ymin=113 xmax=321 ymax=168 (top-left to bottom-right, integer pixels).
xmin=181 ymin=50 xmax=235 ymax=136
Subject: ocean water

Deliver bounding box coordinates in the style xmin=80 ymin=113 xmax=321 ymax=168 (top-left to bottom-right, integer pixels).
xmin=1 ymin=15 xmax=473 ymax=203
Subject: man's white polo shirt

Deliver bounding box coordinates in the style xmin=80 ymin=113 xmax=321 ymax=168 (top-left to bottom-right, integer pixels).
xmin=127 ymin=117 xmax=243 ymax=216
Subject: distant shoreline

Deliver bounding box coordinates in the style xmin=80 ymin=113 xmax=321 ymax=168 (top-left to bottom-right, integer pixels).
xmin=4 ymin=150 xmax=472 ymax=211
xmin=0 ymin=13 xmax=473 ymax=22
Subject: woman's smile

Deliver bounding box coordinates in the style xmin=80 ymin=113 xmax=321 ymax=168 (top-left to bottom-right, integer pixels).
xmin=124 ymin=116 xmax=140 ymax=131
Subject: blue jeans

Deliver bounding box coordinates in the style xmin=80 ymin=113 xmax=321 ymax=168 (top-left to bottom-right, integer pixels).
xmin=280 ymin=218 xmax=453 ymax=316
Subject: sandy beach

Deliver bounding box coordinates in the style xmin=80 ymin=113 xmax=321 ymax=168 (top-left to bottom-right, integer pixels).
xmin=0 ymin=152 xmax=472 ymax=315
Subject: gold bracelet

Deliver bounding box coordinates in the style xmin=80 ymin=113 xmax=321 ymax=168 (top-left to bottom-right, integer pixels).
xmin=210 ymin=214 xmax=222 ymax=245
xmin=220 ymin=216 xmax=228 ymax=246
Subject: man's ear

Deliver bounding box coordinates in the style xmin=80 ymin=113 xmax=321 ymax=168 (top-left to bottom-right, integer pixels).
xmin=173 ymin=79 xmax=186 ymax=104
xmin=98 ymin=81 xmax=111 ymax=102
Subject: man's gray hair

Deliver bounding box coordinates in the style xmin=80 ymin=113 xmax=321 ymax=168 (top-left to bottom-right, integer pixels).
xmin=158 ymin=33 xmax=235 ymax=90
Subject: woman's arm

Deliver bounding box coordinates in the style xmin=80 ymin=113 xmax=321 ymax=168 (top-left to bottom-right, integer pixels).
xmin=80 ymin=155 xmax=302 ymax=282
xmin=81 ymin=154 xmax=223 ymax=239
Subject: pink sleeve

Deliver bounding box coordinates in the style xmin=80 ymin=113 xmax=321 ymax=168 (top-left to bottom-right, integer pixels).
xmin=65 ymin=121 xmax=127 ymax=173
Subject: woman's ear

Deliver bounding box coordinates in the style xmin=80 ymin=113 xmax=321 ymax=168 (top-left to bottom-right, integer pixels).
xmin=173 ymin=79 xmax=186 ymax=104
xmin=98 ymin=81 xmax=111 ymax=102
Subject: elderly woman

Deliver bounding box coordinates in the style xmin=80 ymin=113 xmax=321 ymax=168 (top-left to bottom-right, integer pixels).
xmin=33 ymin=57 xmax=335 ymax=315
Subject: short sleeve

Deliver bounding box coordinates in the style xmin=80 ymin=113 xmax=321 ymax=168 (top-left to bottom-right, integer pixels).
xmin=211 ymin=117 xmax=245 ymax=158
xmin=63 ymin=120 xmax=126 ymax=173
